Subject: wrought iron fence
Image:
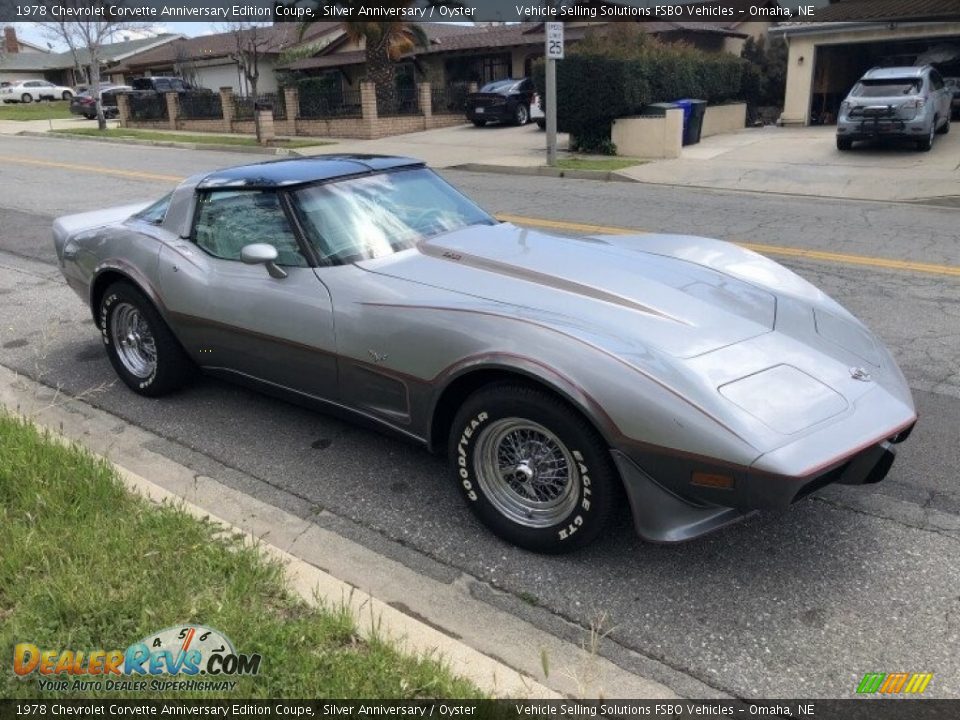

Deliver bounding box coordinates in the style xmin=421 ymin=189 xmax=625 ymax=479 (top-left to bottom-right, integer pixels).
xmin=378 ymin=86 xmax=420 ymax=117
xmin=234 ymin=92 xmax=286 ymax=121
xmin=298 ymin=86 xmax=362 ymax=119
xmin=430 ymin=83 xmax=470 ymax=115
xmin=128 ymin=92 xmax=167 ymax=121
xmin=178 ymin=92 xmax=223 ymax=120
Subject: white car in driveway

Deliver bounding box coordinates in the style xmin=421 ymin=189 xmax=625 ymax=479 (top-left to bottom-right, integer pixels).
xmin=0 ymin=80 xmax=74 ymax=104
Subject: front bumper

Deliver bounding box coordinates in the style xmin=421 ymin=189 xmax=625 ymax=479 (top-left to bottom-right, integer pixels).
xmin=615 ymin=402 xmax=916 ymax=543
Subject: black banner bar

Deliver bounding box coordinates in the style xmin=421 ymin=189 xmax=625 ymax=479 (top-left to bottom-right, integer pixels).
xmin=2 ymin=700 xmax=960 ymax=720
xmin=0 ymin=0 xmax=958 ymax=24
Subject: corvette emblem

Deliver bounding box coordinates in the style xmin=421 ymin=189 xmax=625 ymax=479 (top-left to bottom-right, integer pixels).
xmin=850 ymin=367 xmax=872 ymax=382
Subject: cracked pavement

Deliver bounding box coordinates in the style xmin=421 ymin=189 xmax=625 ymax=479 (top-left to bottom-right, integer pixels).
xmin=1 ymin=135 xmax=959 ymax=699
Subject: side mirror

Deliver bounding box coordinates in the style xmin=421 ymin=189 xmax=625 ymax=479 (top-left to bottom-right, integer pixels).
xmin=241 ymin=243 xmax=287 ymax=279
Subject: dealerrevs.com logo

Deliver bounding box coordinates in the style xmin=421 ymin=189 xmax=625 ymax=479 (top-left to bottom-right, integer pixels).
xmin=13 ymin=625 xmax=261 ymax=693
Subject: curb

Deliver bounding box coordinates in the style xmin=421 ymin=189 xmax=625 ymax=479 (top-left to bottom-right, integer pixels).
xmin=19 ymin=130 xmax=316 ymax=156
xmin=452 ymin=162 xmax=638 ymax=183
xmin=0 ymin=363 xmax=681 ymax=700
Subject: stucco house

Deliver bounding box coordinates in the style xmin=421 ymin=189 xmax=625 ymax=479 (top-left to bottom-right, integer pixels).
xmin=775 ymin=0 xmax=960 ymax=125
xmin=281 ymin=6 xmax=769 ymax=96
xmin=109 ymin=24 xmax=343 ymax=95
xmin=0 ymin=27 xmax=181 ymax=86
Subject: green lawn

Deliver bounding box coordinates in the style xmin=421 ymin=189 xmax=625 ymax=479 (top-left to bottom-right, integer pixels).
xmin=555 ymin=157 xmax=648 ymax=171
xmin=0 ymin=412 xmax=482 ymax=699
xmin=0 ymin=100 xmax=74 ymax=121
xmin=54 ymin=127 xmax=331 ymax=149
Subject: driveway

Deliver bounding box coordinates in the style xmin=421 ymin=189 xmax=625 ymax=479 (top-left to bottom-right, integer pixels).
xmin=619 ymin=125 xmax=960 ymax=203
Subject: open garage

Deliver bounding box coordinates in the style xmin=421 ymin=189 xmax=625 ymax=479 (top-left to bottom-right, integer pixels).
xmin=777 ymin=2 xmax=960 ymax=126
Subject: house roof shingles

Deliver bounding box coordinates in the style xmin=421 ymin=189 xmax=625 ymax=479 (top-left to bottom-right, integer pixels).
xmin=0 ymin=34 xmax=181 ymax=73
xmin=113 ymin=24 xmax=342 ymax=74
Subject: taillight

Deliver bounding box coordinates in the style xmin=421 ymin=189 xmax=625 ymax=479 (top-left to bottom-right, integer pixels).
xmin=905 ymin=97 xmax=926 ymax=110
xmin=840 ymin=100 xmax=851 ymax=113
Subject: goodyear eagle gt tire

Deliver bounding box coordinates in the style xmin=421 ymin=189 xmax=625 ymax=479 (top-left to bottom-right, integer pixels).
xmin=449 ymin=384 xmax=616 ymax=553
xmin=100 ymin=281 xmax=192 ymax=397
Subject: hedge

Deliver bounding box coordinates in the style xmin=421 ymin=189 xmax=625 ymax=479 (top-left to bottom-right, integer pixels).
xmin=533 ymin=39 xmax=747 ymax=152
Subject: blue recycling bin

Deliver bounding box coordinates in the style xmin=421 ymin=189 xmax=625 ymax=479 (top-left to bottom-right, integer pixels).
xmin=675 ymin=98 xmax=707 ymax=145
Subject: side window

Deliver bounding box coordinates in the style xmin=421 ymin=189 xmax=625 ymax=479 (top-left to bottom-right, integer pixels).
xmin=930 ymin=71 xmax=944 ymax=91
xmin=193 ymin=190 xmax=308 ymax=268
xmin=133 ymin=192 xmax=172 ymax=225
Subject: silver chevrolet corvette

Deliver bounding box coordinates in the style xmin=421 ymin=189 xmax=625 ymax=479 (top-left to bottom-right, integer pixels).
xmin=53 ymin=155 xmax=917 ymax=553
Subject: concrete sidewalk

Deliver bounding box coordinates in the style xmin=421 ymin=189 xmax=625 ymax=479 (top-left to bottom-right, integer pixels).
xmin=296 ymin=122 xmax=569 ymax=169
xmin=9 ymin=116 xmax=956 ymax=203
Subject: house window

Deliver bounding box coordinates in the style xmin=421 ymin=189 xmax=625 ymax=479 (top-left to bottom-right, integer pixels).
xmin=444 ymin=53 xmax=511 ymax=85
xmin=479 ymin=54 xmax=511 ymax=83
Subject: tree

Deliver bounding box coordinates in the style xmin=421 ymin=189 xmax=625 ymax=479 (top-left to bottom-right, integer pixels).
xmin=37 ymin=3 xmax=149 ymax=130
xmin=296 ymin=1 xmax=460 ymax=114
xmin=223 ymin=23 xmax=289 ymax=143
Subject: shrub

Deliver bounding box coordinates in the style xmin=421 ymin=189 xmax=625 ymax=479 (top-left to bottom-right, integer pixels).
xmin=533 ymin=28 xmax=748 ymax=150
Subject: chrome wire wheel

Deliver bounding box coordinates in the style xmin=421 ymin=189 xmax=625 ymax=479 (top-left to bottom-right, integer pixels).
xmin=473 ymin=418 xmax=579 ymax=528
xmin=110 ymin=301 xmax=157 ymax=379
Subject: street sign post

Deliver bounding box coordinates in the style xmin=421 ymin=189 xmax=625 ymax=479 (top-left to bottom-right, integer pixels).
xmin=545 ymin=21 xmax=563 ymax=167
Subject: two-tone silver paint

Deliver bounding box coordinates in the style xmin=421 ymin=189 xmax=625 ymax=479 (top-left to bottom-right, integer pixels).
xmin=52 ymin=157 xmax=917 ymax=544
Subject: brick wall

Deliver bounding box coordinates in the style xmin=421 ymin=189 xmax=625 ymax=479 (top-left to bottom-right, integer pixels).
xmin=120 ymin=82 xmax=468 ymax=140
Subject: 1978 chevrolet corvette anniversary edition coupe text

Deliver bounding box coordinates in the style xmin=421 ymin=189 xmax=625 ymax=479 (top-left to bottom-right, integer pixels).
xmin=53 ymin=155 xmax=917 ymax=553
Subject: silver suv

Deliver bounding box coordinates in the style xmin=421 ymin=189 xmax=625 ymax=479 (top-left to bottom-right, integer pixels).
xmin=836 ymin=66 xmax=951 ymax=151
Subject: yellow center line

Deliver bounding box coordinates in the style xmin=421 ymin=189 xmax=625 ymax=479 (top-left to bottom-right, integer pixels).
xmin=6 ymin=157 xmax=183 ymax=183
xmin=496 ymin=213 xmax=960 ymax=278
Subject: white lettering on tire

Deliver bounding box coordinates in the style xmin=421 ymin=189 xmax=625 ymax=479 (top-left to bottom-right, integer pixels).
xmin=457 ymin=411 xmax=488 ymax=501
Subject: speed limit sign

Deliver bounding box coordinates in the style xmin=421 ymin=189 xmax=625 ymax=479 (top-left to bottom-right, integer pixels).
xmin=546 ymin=22 xmax=564 ymax=60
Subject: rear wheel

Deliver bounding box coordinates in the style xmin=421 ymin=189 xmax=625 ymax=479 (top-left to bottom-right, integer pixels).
xmin=471 ymin=119 xmax=487 ymax=127
xmin=937 ymin=114 xmax=950 ymax=134
xmin=836 ymin=136 xmax=852 ymax=151
xmin=917 ymin=121 xmax=935 ymax=151
xmin=61 ymin=91 xmax=73 ymax=100
xmin=449 ymin=384 xmax=617 ymax=553
xmin=21 ymin=93 xmax=32 ymax=104
xmin=99 ymin=282 xmax=193 ymax=397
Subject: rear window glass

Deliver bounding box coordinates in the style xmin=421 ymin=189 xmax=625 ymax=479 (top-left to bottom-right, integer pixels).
xmin=480 ymin=80 xmax=518 ymax=93
xmin=852 ymin=79 xmax=922 ymax=97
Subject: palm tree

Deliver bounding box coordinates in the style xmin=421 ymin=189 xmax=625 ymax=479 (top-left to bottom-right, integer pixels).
xmin=295 ymin=1 xmax=460 ymax=114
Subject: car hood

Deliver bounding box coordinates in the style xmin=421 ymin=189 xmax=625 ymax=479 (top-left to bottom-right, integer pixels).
xmin=357 ymin=222 xmax=776 ymax=358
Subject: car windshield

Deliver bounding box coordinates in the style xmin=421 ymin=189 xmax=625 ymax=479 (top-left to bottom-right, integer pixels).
xmin=852 ymin=79 xmax=922 ymax=97
xmin=132 ymin=79 xmax=153 ymax=90
xmin=480 ymin=80 xmax=518 ymax=93
xmin=291 ymin=168 xmax=495 ymax=264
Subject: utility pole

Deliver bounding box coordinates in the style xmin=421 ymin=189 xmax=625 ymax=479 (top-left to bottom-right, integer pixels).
xmin=544 ymin=19 xmax=563 ymax=167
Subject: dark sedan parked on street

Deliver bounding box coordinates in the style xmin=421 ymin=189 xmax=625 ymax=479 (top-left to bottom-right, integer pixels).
xmin=465 ymin=78 xmax=536 ymax=127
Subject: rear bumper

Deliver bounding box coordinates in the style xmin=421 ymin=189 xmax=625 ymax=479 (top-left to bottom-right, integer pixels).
xmin=837 ymin=116 xmax=930 ymax=139
xmin=466 ymin=106 xmax=511 ymax=123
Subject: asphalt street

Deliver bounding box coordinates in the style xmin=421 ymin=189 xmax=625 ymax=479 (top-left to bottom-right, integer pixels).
xmin=1 ymin=134 xmax=959 ymax=699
